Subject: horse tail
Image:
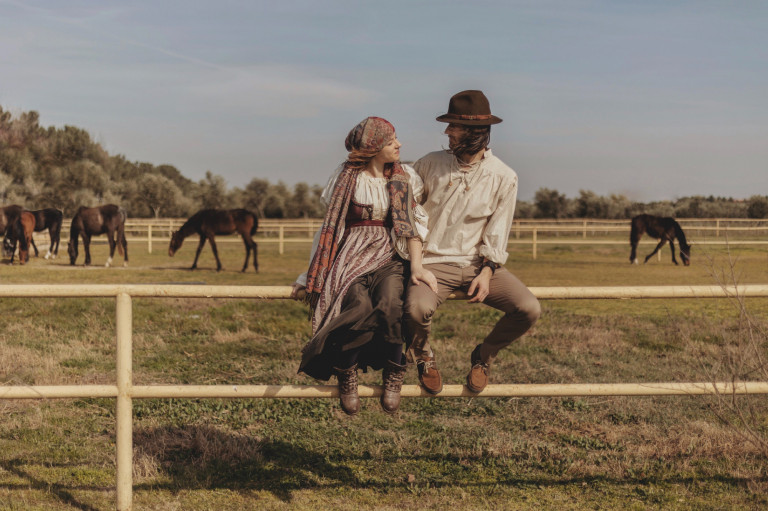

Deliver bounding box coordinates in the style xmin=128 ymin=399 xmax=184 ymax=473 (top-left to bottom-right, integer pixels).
xmin=52 ymin=209 xmax=63 ymax=241
xmin=250 ymin=211 xmax=259 ymax=236
xmin=116 ymin=208 xmax=127 ymax=256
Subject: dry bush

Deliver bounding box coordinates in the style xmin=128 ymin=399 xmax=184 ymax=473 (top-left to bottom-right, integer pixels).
xmin=698 ymin=244 xmax=768 ymax=456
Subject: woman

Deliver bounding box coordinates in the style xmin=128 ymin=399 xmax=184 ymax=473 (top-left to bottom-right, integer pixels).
xmin=292 ymin=116 xmax=437 ymax=416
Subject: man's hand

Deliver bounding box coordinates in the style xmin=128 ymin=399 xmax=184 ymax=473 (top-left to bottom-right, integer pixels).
xmin=410 ymin=266 xmax=438 ymax=294
xmin=467 ymin=267 xmax=492 ymax=303
xmin=290 ymin=283 xmax=306 ymax=300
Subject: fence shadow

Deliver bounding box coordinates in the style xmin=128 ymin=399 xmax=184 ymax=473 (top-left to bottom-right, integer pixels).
xmin=131 ymin=424 xmax=767 ymax=503
xmin=0 ymin=458 xmax=107 ymax=511
xmin=133 ymin=424 xmax=360 ymax=502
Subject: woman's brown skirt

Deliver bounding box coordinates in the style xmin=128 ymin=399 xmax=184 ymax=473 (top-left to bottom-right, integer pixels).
xmin=299 ymin=258 xmax=406 ymax=381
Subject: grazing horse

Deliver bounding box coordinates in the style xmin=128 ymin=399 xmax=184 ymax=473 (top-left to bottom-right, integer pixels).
xmin=29 ymin=208 xmax=64 ymax=259
xmin=0 ymin=205 xmax=23 ymax=236
xmin=2 ymin=211 xmax=35 ymax=264
xmin=68 ymin=204 xmax=128 ymax=267
xmin=630 ymin=214 xmax=691 ymax=266
xmin=169 ymin=208 xmax=259 ymax=272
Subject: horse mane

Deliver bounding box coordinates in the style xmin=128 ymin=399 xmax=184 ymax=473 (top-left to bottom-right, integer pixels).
xmin=672 ymin=220 xmax=689 ymax=249
xmin=177 ymin=210 xmax=206 ymax=238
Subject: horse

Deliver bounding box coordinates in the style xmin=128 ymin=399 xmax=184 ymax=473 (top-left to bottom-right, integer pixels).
xmin=0 ymin=205 xmax=23 ymax=236
xmin=29 ymin=208 xmax=64 ymax=259
xmin=169 ymin=208 xmax=259 ymax=272
xmin=629 ymin=214 xmax=691 ymax=266
xmin=2 ymin=211 xmax=35 ymax=264
xmin=68 ymin=204 xmax=128 ymax=267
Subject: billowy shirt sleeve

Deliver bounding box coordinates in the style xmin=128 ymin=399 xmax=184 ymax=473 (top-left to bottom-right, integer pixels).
xmin=295 ymin=164 xmax=344 ymax=286
xmin=393 ymin=164 xmax=429 ymax=259
xmin=478 ymin=172 xmax=517 ymax=264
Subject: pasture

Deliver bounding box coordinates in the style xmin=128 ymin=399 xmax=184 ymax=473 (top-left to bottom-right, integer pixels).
xmin=1 ymin=237 xmax=767 ymax=510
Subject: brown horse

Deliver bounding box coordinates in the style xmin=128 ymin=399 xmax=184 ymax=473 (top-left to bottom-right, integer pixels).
xmin=68 ymin=204 xmax=128 ymax=267
xmin=0 ymin=205 xmax=23 ymax=236
xmin=2 ymin=211 xmax=35 ymax=264
xmin=169 ymin=208 xmax=258 ymax=272
xmin=630 ymin=214 xmax=691 ymax=266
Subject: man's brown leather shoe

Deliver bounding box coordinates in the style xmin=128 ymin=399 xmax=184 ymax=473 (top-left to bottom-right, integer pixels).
xmin=416 ymin=356 xmax=443 ymax=394
xmin=466 ymin=345 xmax=490 ymax=393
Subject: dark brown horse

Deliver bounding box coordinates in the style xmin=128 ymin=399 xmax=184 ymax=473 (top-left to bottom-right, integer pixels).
xmin=2 ymin=211 xmax=35 ymax=264
xmin=630 ymin=214 xmax=691 ymax=266
xmin=29 ymin=208 xmax=64 ymax=259
xmin=68 ymin=204 xmax=128 ymax=267
xmin=169 ymin=208 xmax=258 ymax=272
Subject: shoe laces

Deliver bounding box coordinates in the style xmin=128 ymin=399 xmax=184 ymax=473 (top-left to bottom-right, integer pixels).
xmin=418 ymin=358 xmax=436 ymax=374
xmin=384 ymin=366 xmax=405 ymax=391
xmin=338 ymin=370 xmax=358 ymax=394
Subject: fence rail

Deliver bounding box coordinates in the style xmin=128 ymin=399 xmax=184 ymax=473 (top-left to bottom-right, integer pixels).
xmin=2 ymin=284 xmax=768 ymax=509
xmin=29 ymin=217 xmax=768 ymax=259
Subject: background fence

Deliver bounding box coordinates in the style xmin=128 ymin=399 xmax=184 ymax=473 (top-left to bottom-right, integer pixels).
xmin=30 ymin=217 xmax=768 ymax=259
xmin=2 ymin=283 xmax=768 ymax=510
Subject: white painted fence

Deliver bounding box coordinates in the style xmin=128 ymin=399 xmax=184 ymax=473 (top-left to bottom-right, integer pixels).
xmin=2 ymin=283 xmax=768 ymax=510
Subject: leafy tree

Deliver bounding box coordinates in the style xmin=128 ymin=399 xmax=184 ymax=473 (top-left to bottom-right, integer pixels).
xmin=196 ymin=171 xmax=227 ymax=209
xmin=514 ymin=200 xmax=534 ymax=219
xmin=242 ymin=178 xmax=271 ymax=217
xmin=534 ymin=187 xmax=570 ymax=218
xmin=747 ymin=196 xmax=768 ymax=219
xmin=136 ymin=174 xmax=184 ymax=218
xmin=291 ymin=182 xmax=324 ymax=218
xmin=262 ymin=181 xmax=291 ymax=218
xmin=574 ymin=190 xmax=607 ymax=218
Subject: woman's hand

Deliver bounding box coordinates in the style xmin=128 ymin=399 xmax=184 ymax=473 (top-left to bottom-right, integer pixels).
xmin=410 ymin=266 xmax=438 ymax=294
xmin=290 ymin=283 xmax=307 ymax=300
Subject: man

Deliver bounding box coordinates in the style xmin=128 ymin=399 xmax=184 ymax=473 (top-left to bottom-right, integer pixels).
xmin=405 ymin=89 xmax=541 ymax=394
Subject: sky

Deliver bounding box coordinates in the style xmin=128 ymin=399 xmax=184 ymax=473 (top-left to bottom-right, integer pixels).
xmin=1 ymin=0 xmax=766 ymax=201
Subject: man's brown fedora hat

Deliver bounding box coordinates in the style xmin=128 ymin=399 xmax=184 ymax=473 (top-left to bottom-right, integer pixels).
xmin=436 ymin=90 xmax=502 ymax=126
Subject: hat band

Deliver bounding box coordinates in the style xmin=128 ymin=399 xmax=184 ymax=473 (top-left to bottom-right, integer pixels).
xmin=443 ymin=113 xmax=492 ymax=120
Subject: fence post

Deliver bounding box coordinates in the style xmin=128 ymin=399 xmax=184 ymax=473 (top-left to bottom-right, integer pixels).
xmin=116 ymin=293 xmax=133 ymax=511
xmin=279 ymin=225 xmax=285 ymax=255
xmin=716 ymin=219 xmax=720 ymax=237
xmin=147 ymin=224 xmax=152 ymax=254
xmin=583 ymin=219 xmax=587 ymax=239
xmin=532 ymin=228 xmax=537 ymax=260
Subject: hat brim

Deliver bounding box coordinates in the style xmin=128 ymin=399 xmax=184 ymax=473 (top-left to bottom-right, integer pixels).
xmin=436 ymin=114 xmax=502 ymax=126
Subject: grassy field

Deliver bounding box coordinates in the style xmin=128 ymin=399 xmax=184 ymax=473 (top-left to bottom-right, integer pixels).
xmin=1 ymin=237 xmax=767 ymax=510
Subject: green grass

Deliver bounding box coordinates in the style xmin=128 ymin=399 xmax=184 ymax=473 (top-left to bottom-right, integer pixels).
xmin=1 ymin=240 xmax=768 ymax=509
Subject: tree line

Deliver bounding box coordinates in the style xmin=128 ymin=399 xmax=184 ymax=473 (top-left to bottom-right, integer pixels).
xmin=2 ymin=106 xmax=766 ymax=219
xmin=520 ymin=188 xmax=768 ymax=219
xmin=0 ymin=106 xmax=325 ymax=219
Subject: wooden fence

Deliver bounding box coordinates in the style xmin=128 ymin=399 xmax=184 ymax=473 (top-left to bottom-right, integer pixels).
xmin=2 ymin=283 xmax=768 ymax=509
xmin=30 ymin=218 xmax=768 ymax=259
